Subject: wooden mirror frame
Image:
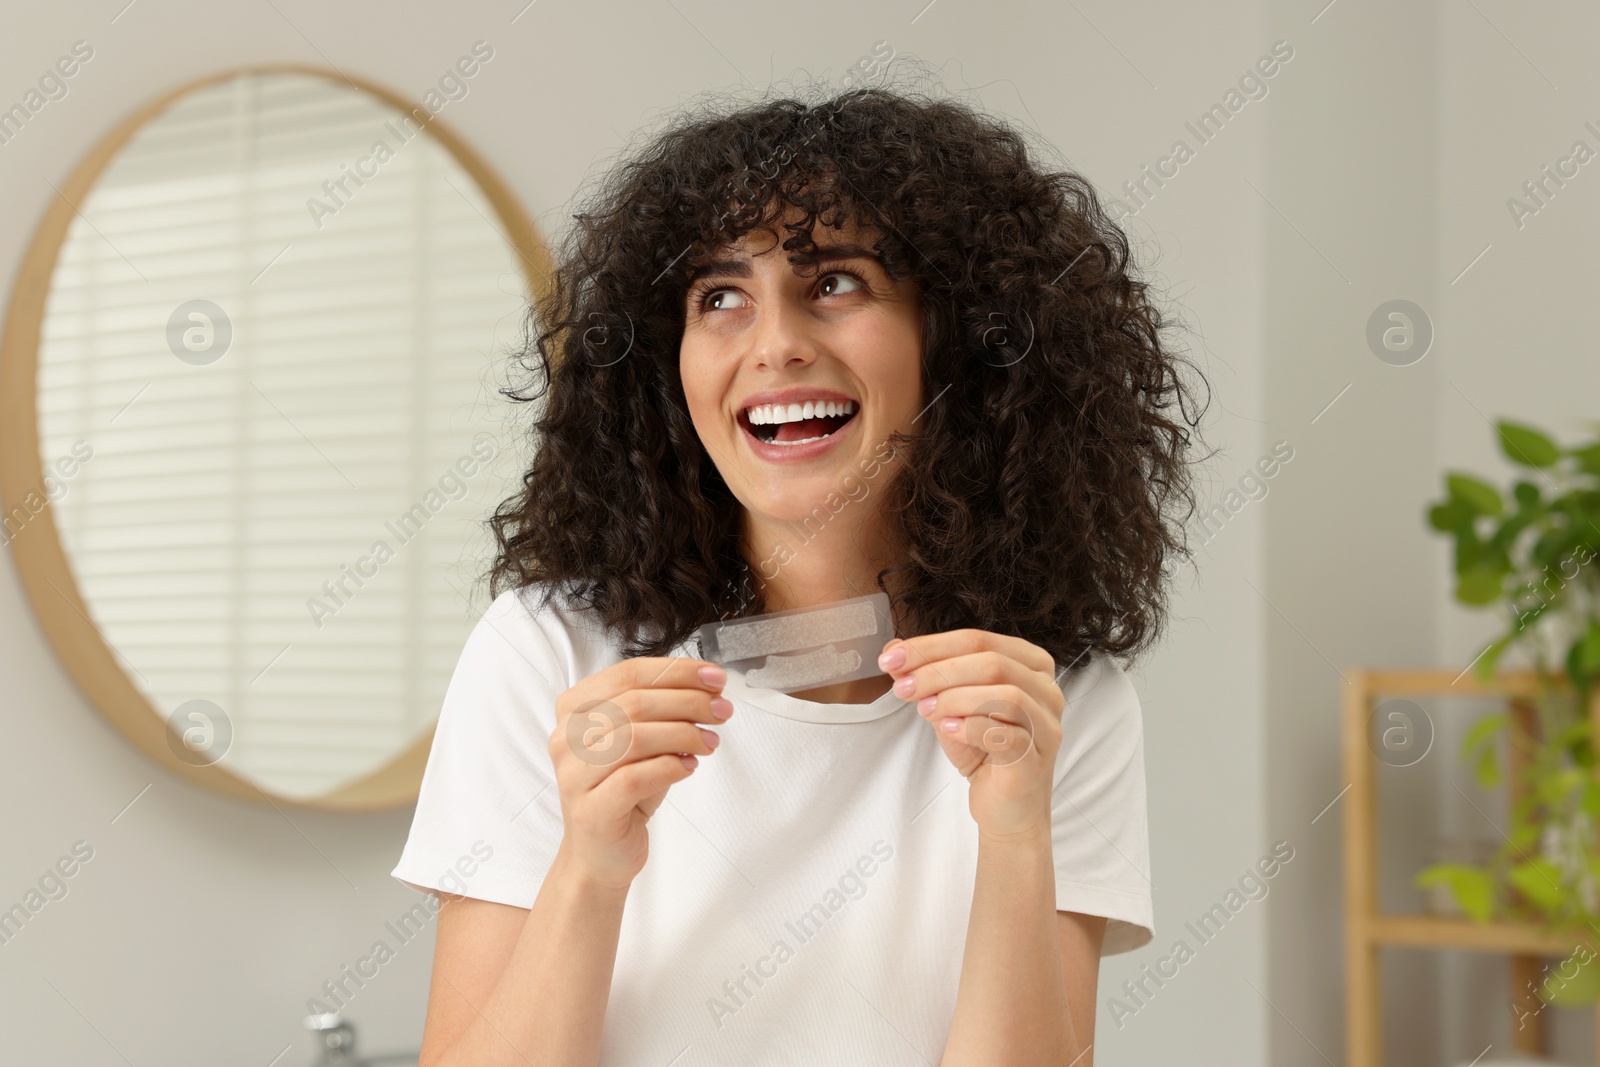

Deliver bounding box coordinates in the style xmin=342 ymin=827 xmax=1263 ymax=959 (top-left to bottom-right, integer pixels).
xmin=0 ymin=64 xmax=554 ymax=811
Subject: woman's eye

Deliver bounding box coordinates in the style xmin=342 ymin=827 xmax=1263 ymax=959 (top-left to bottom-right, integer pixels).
xmin=700 ymin=288 xmax=748 ymax=312
xmin=819 ymin=271 xmax=864 ymax=297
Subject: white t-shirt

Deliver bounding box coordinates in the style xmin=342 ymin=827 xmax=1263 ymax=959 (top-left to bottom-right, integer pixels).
xmin=393 ymin=584 xmax=1154 ymax=1065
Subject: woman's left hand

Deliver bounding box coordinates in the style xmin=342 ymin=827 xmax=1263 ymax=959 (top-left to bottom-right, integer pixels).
xmin=877 ymin=630 xmax=1065 ymax=841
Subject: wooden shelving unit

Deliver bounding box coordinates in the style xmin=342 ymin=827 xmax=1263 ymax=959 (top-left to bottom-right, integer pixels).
xmin=1344 ymin=668 xmax=1600 ymax=1066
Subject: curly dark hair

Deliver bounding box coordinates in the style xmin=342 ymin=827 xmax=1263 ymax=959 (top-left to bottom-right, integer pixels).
xmin=488 ymin=78 xmax=1208 ymax=669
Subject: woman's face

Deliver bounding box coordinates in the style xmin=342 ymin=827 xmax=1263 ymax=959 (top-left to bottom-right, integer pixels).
xmin=678 ymin=220 xmax=924 ymax=532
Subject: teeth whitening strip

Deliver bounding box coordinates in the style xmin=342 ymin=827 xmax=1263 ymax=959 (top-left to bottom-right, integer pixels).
xmin=697 ymin=591 xmax=893 ymax=694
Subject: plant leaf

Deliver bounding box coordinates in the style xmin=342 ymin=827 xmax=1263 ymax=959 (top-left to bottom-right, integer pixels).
xmin=1416 ymin=863 xmax=1495 ymax=922
xmin=1572 ymin=441 xmax=1600 ymax=476
xmin=1429 ymin=500 xmax=1474 ymax=532
xmin=1513 ymin=480 xmax=1543 ymax=508
xmin=1447 ymin=473 xmax=1505 ymax=517
xmin=1537 ymin=768 xmax=1587 ymax=809
xmin=1508 ymin=860 xmax=1567 ymax=912
xmin=1474 ymin=742 xmax=1500 ymax=788
xmin=1462 ymin=712 xmax=1511 ymax=752
xmin=1456 ymin=565 xmax=1506 ymax=605
xmin=1578 ymin=622 xmax=1600 ymax=675
xmin=1508 ymin=590 xmax=1552 ymax=634
xmin=1498 ymin=421 xmax=1561 ymax=468
xmin=1509 ymin=823 xmax=1542 ymax=850
xmin=1541 ymin=952 xmax=1600 ymax=1007
xmin=1583 ymin=780 xmax=1600 ymax=817
xmin=1473 ymin=637 xmax=1515 ymax=683
xmin=1566 ymin=626 xmax=1600 ymax=691
xmin=1462 ymin=711 xmax=1507 ymax=789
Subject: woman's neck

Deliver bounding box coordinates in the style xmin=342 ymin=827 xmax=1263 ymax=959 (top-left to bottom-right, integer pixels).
xmin=740 ymin=504 xmax=899 ymax=614
xmin=736 ymin=505 xmax=905 ymax=705
xmin=788 ymin=673 xmax=895 ymax=704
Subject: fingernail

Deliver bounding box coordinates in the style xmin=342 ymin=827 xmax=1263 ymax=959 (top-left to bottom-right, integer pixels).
xmin=879 ymin=646 xmax=906 ymax=671
xmin=918 ymin=695 xmax=937 ymax=717
xmin=893 ymin=674 xmax=916 ymax=698
xmin=699 ymin=664 xmax=727 ymax=687
xmin=699 ymin=728 xmax=720 ymax=750
xmin=711 ymin=697 xmax=733 ymax=720
xmin=940 ymin=718 xmax=961 ymax=733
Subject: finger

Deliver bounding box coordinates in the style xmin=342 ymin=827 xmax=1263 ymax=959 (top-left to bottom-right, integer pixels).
xmin=938 ymin=712 xmax=1037 ymax=768
xmin=878 ymin=628 xmax=1054 ymax=678
xmin=922 ymin=689 xmax=1043 ymax=769
xmin=919 ymin=684 xmax=1040 ymax=727
xmin=607 ymin=687 xmax=733 ymax=726
xmin=558 ymin=719 xmax=721 ymax=782
xmin=555 ymin=691 xmax=729 ymax=773
xmin=889 ymin=649 xmax=1060 ymax=714
xmin=570 ymin=657 xmax=728 ymax=706
xmin=594 ymin=752 xmax=700 ymax=820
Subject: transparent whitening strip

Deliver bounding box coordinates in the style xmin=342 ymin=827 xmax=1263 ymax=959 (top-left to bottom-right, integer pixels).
xmin=696 ymin=591 xmax=893 ymax=694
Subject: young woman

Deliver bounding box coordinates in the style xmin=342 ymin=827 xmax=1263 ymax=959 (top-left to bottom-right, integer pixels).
xmin=393 ymin=84 xmax=1202 ymax=1066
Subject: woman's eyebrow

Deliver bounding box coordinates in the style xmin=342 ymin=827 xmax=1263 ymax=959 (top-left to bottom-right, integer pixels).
xmin=683 ymin=243 xmax=882 ymax=287
xmin=685 ymin=258 xmax=751 ymax=285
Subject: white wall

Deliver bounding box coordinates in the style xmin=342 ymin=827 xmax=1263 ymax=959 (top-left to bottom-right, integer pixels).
xmin=1263 ymin=1 xmax=1600 ymax=1064
xmin=1071 ymin=5 xmax=1273 ymax=1063
xmin=1430 ymin=2 xmax=1600 ymax=1062
xmin=0 ymin=2 xmax=1274 ymax=1064
xmin=1260 ymin=0 xmax=1445 ymax=1063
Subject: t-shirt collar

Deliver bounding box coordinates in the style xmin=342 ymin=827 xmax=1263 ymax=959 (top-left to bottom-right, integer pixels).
xmin=721 ymin=664 xmax=911 ymax=724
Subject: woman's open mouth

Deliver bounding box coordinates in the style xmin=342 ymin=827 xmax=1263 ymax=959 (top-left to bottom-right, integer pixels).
xmin=739 ymin=399 xmax=858 ymax=447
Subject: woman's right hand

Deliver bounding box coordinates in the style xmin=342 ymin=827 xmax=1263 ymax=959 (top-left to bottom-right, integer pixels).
xmin=548 ymin=657 xmax=731 ymax=890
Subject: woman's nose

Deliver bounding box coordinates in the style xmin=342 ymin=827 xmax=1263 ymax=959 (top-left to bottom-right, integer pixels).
xmin=749 ymin=293 xmax=818 ymax=371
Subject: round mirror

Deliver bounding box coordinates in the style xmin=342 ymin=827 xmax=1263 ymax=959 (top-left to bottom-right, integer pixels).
xmin=0 ymin=65 xmax=550 ymax=809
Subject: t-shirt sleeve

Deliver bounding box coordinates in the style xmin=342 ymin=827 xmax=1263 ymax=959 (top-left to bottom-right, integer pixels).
xmin=390 ymin=588 xmax=573 ymax=908
xmin=1050 ymin=650 xmax=1155 ymax=956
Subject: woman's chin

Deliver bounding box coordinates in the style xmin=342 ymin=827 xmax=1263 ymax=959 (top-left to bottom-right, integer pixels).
xmin=744 ymin=480 xmax=858 ymax=526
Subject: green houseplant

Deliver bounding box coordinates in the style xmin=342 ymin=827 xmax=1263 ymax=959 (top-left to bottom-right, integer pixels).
xmin=1416 ymin=419 xmax=1600 ymax=1006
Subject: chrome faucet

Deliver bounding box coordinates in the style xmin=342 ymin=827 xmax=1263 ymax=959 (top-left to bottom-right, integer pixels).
xmin=304 ymin=1013 xmax=418 ymax=1067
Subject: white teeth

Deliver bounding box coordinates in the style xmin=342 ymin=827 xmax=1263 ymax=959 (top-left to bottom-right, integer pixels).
xmin=743 ymin=399 xmax=857 ymax=426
